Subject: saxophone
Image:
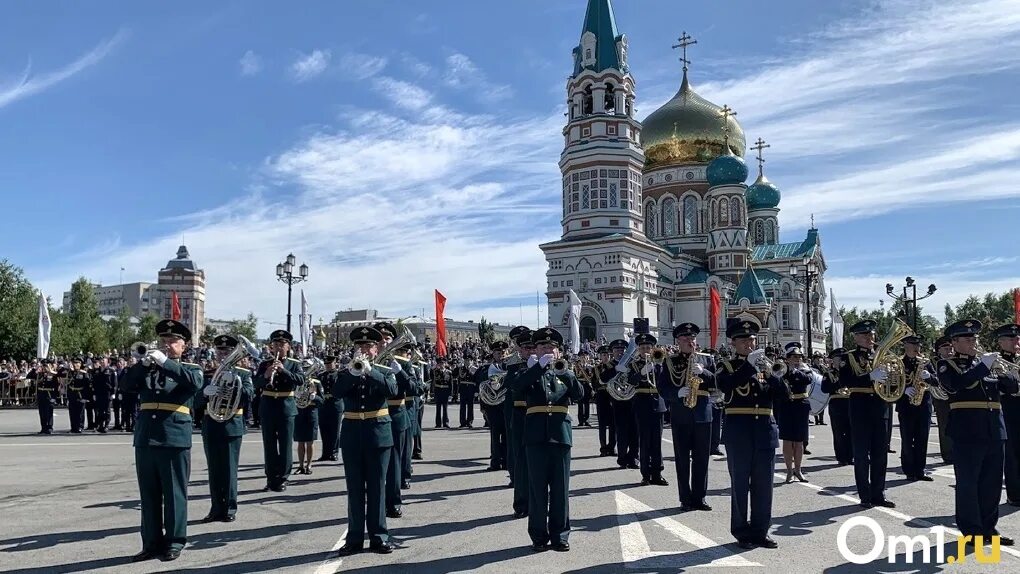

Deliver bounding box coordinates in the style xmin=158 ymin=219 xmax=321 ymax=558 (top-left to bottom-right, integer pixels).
xmin=683 ymin=351 xmax=704 ymax=409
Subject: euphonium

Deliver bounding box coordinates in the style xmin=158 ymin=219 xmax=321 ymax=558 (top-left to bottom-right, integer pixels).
xmin=872 ymin=319 xmax=914 ymax=402
xmin=480 ymin=362 xmax=507 ymax=406
xmin=207 ymin=335 xmax=260 ymax=422
xmin=607 ymin=338 xmax=639 ymax=401
xmin=297 ymin=357 xmax=326 ymax=408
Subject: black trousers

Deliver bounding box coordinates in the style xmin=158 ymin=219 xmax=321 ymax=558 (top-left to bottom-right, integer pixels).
xmin=112 ymin=396 xmax=122 ymax=428
xmin=95 ymin=396 xmax=111 ymax=430
xmin=725 ymin=428 xmax=775 ymax=542
xmin=898 ymin=409 xmax=930 ymax=478
xmin=485 ymin=407 xmax=507 ymax=469
xmin=577 ymin=399 xmax=590 ymax=425
xmin=636 ymin=409 xmax=664 ymax=478
xmin=319 ymin=403 xmax=341 ymax=459
xmin=953 ymin=441 xmax=1004 ymax=537
xmin=851 ymin=417 xmax=889 ymax=503
xmin=595 ymin=395 xmax=616 ymax=453
xmin=413 ymin=403 xmax=424 ymax=456
xmin=612 ymin=400 xmax=637 ymax=466
xmin=710 ymin=409 xmax=722 ymax=452
xmin=670 ymin=420 xmax=711 ymax=505
xmin=829 ymin=399 xmax=853 ymax=464
xmin=69 ymin=401 xmax=85 ymax=432
xmin=38 ymin=402 xmax=54 ymax=431
xmin=933 ymin=399 xmax=953 ymax=463
xmin=459 ymin=393 xmax=475 ymax=426
xmin=434 ymin=393 xmax=450 ymax=427
xmin=885 ymin=404 xmax=894 ymax=450
xmin=121 ymin=394 xmax=137 ymax=431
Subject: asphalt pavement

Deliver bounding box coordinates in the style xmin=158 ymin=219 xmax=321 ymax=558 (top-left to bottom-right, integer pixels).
xmin=1 ymin=406 xmax=1018 ymax=573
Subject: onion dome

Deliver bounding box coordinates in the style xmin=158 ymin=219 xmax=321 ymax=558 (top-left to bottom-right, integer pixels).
xmin=706 ymin=149 xmax=748 ymax=187
xmin=746 ymin=171 xmax=781 ymax=210
xmin=641 ymin=71 xmax=745 ymax=168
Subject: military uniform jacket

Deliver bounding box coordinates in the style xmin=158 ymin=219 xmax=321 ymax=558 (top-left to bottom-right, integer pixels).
xmin=387 ymin=363 xmax=416 ymax=433
xmin=456 ymin=366 xmax=476 ymax=396
xmin=35 ymin=371 xmax=60 ymax=405
xmin=432 ymin=368 xmax=452 ymax=393
xmin=92 ymin=367 xmax=117 ymax=398
xmin=895 ymin=356 xmax=933 ymax=415
xmin=937 ymin=354 xmax=1019 ymax=443
xmin=510 ymin=362 xmax=584 ymax=446
xmin=320 ymin=369 xmax=345 ymax=412
xmin=503 ymin=357 xmax=529 ymax=419
xmin=196 ymin=366 xmax=254 ymax=438
xmin=839 ymin=347 xmax=889 ymax=420
xmin=253 ymin=357 xmax=305 ymax=417
xmin=122 ymin=359 xmax=204 ymax=448
xmin=66 ymin=369 xmax=92 ymax=403
xmin=716 ymin=357 xmax=787 ymax=448
xmin=574 ymin=365 xmax=594 ymax=400
xmin=629 ymin=358 xmax=667 ymax=414
xmin=819 ymin=367 xmax=845 ymax=396
xmin=655 ymin=354 xmax=716 ymax=423
xmin=332 ymin=367 xmax=398 ymax=449
xmin=592 ymin=363 xmax=613 ymax=400
xmin=1001 ymin=352 xmax=1020 ymax=425
xmin=781 ymin=368 xmax=814 ymax=405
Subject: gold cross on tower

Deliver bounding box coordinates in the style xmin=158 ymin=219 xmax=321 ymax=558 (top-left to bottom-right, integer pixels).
xmin=671 ymin=32 xmax=697 ymax=72
xmin=750 ymin=137 xmax=770 ymax=174
xmin=719 ymin=104 xmax=737 ymax=148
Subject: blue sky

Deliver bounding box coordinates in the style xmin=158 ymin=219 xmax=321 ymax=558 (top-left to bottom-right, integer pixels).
xmin=3 ymin=0 xmax=1019 ymax=334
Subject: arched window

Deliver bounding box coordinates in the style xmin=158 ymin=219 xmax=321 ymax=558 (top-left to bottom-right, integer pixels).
xmin=754 ymin=220 xmax=765 ymax=245
xmin=781 ymin=282 xmax=792 ymax=299
xmin=604 ymin=84 xmax=616 ymax=113
xmin=662 ymin=198 xmax=677 ymax=236
xmin=582 ymin=85 xmax=593 ymax=115
xmin=766 ymin=219 xmax=776 ymax=243
xmin=683 ymin=196 xmax=698 ymax=234
xmin=645 ymin=203 xmax=658 ymax=238
xmin=730 ymin=199 xmax=742 ymax=226
xmin=719 ymin=198 xmax=729 ymax=226
xmin=710 ymin=199 xmax=717 ymax=227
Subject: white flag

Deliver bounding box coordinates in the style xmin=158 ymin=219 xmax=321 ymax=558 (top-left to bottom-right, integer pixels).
xmin=37 ymin=292 xmax=51 ymax=359
xmin=830 ymin=288 xmax=844 ymax=350
xmin=568 ymin=289 xmax=581 ymax=355
xmin=299 ymin=290 xmax=310 ymax=358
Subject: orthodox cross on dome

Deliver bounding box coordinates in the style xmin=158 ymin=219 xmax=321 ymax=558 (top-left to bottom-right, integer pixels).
xmin=750 ymin=137 xmax=770 ymax=175
xmin=671 ymin=32 xmax=697 ymax=73
xmin=719 ymin=104 xmax=737 ymax=148
xmin=811 ymin=213 xmax=816 ymax=229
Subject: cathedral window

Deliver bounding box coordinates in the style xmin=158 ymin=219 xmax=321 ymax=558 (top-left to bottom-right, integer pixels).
xmin=662 ymin=198 xmax=677 ymax=236
xmin=754 ymin=220 xmax=765 ymax=245
xmin=719 ymin=198 xmax=729 ymax=226
xmin=610 ymin=183 xmax=618 ymax=207
xmin=582 ymin=185 xmax=590 ymax=209
xmin=582 ymin=85 xmax=594 ymax=115
xmin=781 ymin=305 xmax=791 ymax=329
xmin=683 ymin=196 xmax=698 ymax=234
xmin=710 ymin=199 xmax=716 ymax=227
xmin=644 ymin=203 xmax=658 ymax=238
xmin=604 ymin=84 xmax=616 ymax=113
xmin=730 ymin=199 xmax=742 ymax=225
xmin=766 ymin=220 xmax=776 ymax=244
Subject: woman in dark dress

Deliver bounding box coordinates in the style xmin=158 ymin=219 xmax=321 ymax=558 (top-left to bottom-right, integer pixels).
xmin=294 ymin=378 xmax=324 ymax=475
xmin=778 ymin=343 xmax=814 ymax=483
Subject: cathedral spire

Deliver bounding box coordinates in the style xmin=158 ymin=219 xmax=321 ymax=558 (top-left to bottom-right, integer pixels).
xmin=750 ymin=137 xmax=771 ymax=179
xmin=671 ymin=31 xmax=697 ymax=87
xmin=574 ymin=0 xmax=625 ymax=75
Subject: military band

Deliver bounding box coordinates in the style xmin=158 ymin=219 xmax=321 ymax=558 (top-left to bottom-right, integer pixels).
xmin=820 ymin=348 xmax=853 ymax=466
xmin=632 ymin=333 xmax=668 ymax=487
xmin=507 ymin=326 xmax=534 ymax=519
xmin=253 ymin=330 xmax=305 ymax=493
xmin=897 ymin=335 xmax=934 ymax=481
xmin=317 ymin=355 xmax=343 ymax=462
xmin=777 ymin=342 xmax=813 ymax=483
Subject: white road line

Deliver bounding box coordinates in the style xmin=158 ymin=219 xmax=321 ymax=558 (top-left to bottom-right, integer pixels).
xmin=311 ymin=527 xmax=347 ymax=574
xmin=615 ymin=490 xmax=759 ymax=568
xmin=775 ymin=472 xmax=1020 ymax=560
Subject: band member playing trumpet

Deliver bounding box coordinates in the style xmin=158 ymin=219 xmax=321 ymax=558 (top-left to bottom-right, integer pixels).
xmin=512 ymin=327 xmax=584 ymax=552
xmin=778 ymin=342 xmax=813 ymax=483
xmin=938 ymin=319 xmax=1017 ymax=547
xmin=716 ymin=320 xmax=785 ymax=549
xmin=506 ymin=326 xmax=534 ymax=519
xmin=479 ymin=341 xmax=510 ymax=472
xmin=334 ymin=327 xmax=399 ymax=556
xmin=842 ymin=320 xmax=895 ymax=509
xmin=820 ymin=348 xmax=853 ymax=466
xmin=196 ymin=335 xmax=254 ymax=523
xmin=632 ymin=333 xmax=667 ymax=486
xmin=897 ymin=335 xmax=934 ymax=481
xmin=658 ymin=323 xmax=715 ymax=509
xmin=122 ymin=320 xmax=203 ymax=562
xmin=997 ymin=324 xmax=1020 ymax=506
xmin=254 ymin=330 xmax=306 ymax=493
xmin=594 ymin=344 xmax=617 ymax=457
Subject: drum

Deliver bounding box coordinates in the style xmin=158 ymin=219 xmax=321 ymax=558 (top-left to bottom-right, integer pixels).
xmin=808 ymin=378 xmax=829 ymax=415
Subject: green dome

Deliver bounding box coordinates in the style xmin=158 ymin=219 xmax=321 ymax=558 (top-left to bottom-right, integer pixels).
xmin=746 ymin=172 xmax=781 ymax=209
xmin=706 ymin=152 xmax=748 ymax=187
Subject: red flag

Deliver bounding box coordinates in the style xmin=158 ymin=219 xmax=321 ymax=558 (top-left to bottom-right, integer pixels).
xmin=709 ymin=285 xmax=721 ymax=350
xmin=1014 ymin=288 xmax=1020 ymax=324
xmin=435 ymin=289 xmax=448 ymax=357
xmin=171 ymin=291 xmax=181 ymax=321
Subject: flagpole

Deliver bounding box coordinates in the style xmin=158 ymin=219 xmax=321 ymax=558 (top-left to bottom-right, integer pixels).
xmin=536 ymin=290 xmax=540 ymax=329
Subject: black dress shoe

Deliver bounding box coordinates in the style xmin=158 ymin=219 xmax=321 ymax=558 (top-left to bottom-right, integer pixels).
xmin=513 ymin=511 xmax=528 ymax=519
xmin=999 ymin=535 xmax=1015 ymax=546
xmin=336 ymin=543 xmax=363 ymax=556
xmin=755 ymin=536 xmax=778 ymax=549
xmin=711 ymin=450 xmax=724 ymax=456
xmin=222 ymin=515 xmax=236 ymax=522
xmin=262 ymin=485 xmax=272 ymax=492
xmin=679 ymin=504 xmax=694 ymax=512
xmin=552 ymin=542 xmax=570 ymax=552
xmin=162 ymin=548 xmax=181 ymax=561
xmin=737 ymin=539 xmax=755 ymax=550
xmin=270 ymin=484 xmax=286 ymax=493
xmin=531 ymin=542 xmax=548 ymax=552
xmin=859 ymin=502 xmax=874 ymax=509
xmin=873 ymin=499 xmax=896 ymax=508
xmin=386 ymin=508 xmax=403 ymax=518
xmin=1009 ymin=500 xmax=1020 ymax=507
xmin=650 ymin=476 xmax=669 ymax=486
xmin=199 ymin=513 xmax=219 ymax=523
xmin=917 ymin=475 xmax=933 ymax=482
xmin=369 ymin=541 xmax=394 ymax=554
xmin=130 ymin=550 xmax=158 ymax=562
xmin=626 ymin=462 xmax=639 ymax=469
xmin=486 ymin=466 xmax=499 ymax=471
xmin=802 ymin=448 xmax=810 ymax=455
xmin=329 ymin=455 xmax=339 ymax=461
xmin=694 ymin=502 xmax=712 ymax=511
xmin=640 ymin=478 xmax=650 ymax=486
xmin=401 ymin=480 xmax=410 ymax=489
xmin=412 ymin=453 xmax=423 ymax=460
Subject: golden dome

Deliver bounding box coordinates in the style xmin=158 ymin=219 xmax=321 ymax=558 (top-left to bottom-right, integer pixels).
xmin=641 ymin=72 xmax=745 ymax=168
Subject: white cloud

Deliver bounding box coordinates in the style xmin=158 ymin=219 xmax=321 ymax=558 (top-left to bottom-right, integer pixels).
xmin=371 ymin=76 xmax=432 ymax=110
xmin=338 ymin=52 xmax=387 ymax=80
xmin=444 ymin=52 xmax=513 ymax=103
xmin=238 ymin=50 xmax=261 ymax=76
xmin=290 ymin=49 xmax=331 ymax=82
xmin=0 ymin=29 xmax=126 ymax=110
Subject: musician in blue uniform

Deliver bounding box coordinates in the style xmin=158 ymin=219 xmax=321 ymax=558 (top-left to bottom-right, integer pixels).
xmin=932 ymin=336 xmax=955 ymax=465
xmin=997 ymin=325 xmax=1020 ymax=506
xmin=66 ymin=358 xmax=90 ymax=433
xmin=196 ymin=334 xmax=254 ymax=522
xmin=122 ymin=320 xmax=203 ymax=562
xmin=506 ymin=326 xmax=534 ymax=519
xmin=334 ymin=326 xmax=398 ymax=556
xmin=841 ymin=319 xmax=895 ymax=508
xmin=631 ymin=333 xmax=667 ymax=486
xmin=778 ymin=342 xmax=813 ymax=483
xmin=658 ymin=323 xmax=715 ymax=509
xmin=575 ymin=351 xmax=593 ymax=427
xmin=372 ymin=321 xmax=414 ymax=519
xmin=512 ymin=327 xmax=584 ymax=552
xmin=609 ymin=338 xmax=638 ymax=470
xmin=716 ymin=320 xmax=785 ymax=549
xmin=479 ymin=341 xmax=510 ymax=472
xmin=294 ymin=366 xmax=324 ymax=476
xmin=35 ymin=360 xmax=59 ymax=434
xmin=399 ymin=348 xmax=427 ymax=489
xmin=820 ymin=348 xmax=853 ymax=466
xmin=938 ymin=319 xmax=1017 ymax=547
xmin=316 ymin=355 xmax=343 ymax=463
xmin=593 ymin=344 xmax=616 ymax=457
xmin=897 ymin=335 xmax=934 ymax=481
xmin=253 ymin=330 xmax=305 ymax=493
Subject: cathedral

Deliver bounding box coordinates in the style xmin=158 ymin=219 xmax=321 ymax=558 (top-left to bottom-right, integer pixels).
xmin=541 ymin=0 xmax=827 ymax=352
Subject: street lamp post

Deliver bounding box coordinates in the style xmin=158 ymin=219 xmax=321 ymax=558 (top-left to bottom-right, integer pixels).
xmin=885 ymin=277 xmax=936 ymax=332
xmin=789 ymin=257 xmax=820 ymax=356
xmin=275 ymin=253 xmax=309 ymax=333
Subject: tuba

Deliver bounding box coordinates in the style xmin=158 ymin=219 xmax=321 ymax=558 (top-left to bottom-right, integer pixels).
xmin=296 ymin=357 xmax=325 ymax=408
xmin=479 ymin=362 xmax=508 ymax=406
xmin=872 ymin=319 xmax=914 ymax=402
xmin=607 ymin=339 xmax=639 ymax=401
xmin=207 ymin=335 xmax=260 ymax=422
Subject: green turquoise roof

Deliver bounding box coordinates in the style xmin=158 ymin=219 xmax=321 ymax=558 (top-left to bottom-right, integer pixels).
xmin=751 ymin=228 xmax=819 ymax=261
xmin=752 ymin=268 xmax=785 ymax=286
xmin=706 ymin=152 xmax=749 ymax=187
xmin=746 ymin=172 xmax=781 ymax=209
xmin=679 ymin=267 xmax=709 ymax=285
xmin=731 ymin=267 xmax=769 ymax=305
xmin=573 ymin=0 xmax=625 ymax=75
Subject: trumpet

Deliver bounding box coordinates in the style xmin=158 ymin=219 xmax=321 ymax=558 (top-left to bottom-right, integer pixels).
xmin=650 ymin=347 xmax=668 ymax=365
xmin=131 ymin=341 xmax=160 ymax=367
xmin=551 ymin=358 xmax=570 ymax=376
xmin=349 ymin=352 xmax=372 ymax=376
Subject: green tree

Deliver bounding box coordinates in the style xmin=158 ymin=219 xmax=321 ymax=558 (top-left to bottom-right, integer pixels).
xmin=201 ymin=324 xmax=219 ymax=346
xmin=0 ymin=260 xmax=40 ymax=360
xmin=61 ymin=278 xmax=108 ymax=354
xmin=105 ymin=306 xmax=136 ymax=353
xmin=228 ymin=313 xmax=258 ymax=343
xmin=945 ymin=290 xmax=1015 ymax=349
xmin=477 ymin=317 xmax=496 ymax=345
xmin=136 ymin=313 xmax=159 ymax=345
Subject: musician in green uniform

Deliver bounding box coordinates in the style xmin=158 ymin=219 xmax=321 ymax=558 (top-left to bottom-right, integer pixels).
xmin=479 ymin=341 xmax=510 ymax=472
xmin=317 ymin=355 xmax=343 ymax=462
xmin=122 ymin=319 xmax=203 ymax=562
xmin=372 ymin=321 xmax=414 ymax=519
xmin=505 ymin=326 xmax=533 ymax=518
xmin=512 ymin=327 xmax=584 ymax=552
xmin=253 ymin=330 xmax=306 ymax=492
xmin=196 ymin=334 xmax=254 ymax=523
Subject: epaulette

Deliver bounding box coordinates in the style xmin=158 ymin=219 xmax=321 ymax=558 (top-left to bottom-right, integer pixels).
xmin=720 ymin=359 xmax=734 ymax=374
xmin=180 ymin=361 xmax=201 ymax=368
